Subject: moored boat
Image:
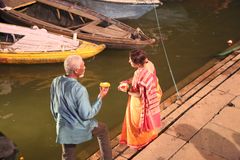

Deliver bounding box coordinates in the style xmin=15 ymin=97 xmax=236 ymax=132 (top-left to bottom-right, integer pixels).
xmin=73 ymin=0 xmax=162 ymax=19
xmin=0 ymin=22 xmax=105 ymax=64
xmin=0 ymin=0 xmax=155 ymax=49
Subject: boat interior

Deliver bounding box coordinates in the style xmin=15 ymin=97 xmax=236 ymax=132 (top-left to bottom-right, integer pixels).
xmin=2 ymin=0 xmax=144 ymax=40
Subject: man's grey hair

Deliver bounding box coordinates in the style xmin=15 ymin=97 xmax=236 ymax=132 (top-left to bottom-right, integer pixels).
xmin=64 ymin=55 xmax=83 ymax=75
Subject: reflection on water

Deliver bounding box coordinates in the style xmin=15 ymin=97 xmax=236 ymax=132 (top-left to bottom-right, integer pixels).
xmin=1 ymin=0 xmax=240 ymax=159
xmin=188 ymin=0 xmax=232 ymax=14
xmin=0 ymin=80 xmax=12 ymax=95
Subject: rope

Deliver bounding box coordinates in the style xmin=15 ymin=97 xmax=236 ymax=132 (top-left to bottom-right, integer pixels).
xmin=152 ymin=3 xmax=181 ymax=100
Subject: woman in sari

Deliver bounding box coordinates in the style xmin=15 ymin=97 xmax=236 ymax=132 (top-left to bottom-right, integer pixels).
xmin=118 ymin=49 xmax=162 ymax=150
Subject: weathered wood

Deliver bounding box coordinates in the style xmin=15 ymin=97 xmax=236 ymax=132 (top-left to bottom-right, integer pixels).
xmin=2 ymin=0 xmax=36 ymax=9
xmin=80 ymin=22 xmax=130 ymax=38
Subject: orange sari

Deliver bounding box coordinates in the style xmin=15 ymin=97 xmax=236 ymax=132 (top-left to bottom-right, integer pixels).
xmin=120 ymin=67 xmax=162 ymax=149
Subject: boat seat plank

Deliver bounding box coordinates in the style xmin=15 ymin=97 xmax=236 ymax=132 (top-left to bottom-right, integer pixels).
xmin=107 ymin=24 xmax=129 ymax=32
xmin=2 ymin=0 xmax=36 ymax=9
xmin=79 ymin=23 xmax=131 ymax=38
xmin=106 ymin=25 xmax=132 ymax=38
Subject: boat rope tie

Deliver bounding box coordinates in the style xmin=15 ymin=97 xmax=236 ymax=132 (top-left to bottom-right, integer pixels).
xmin=152 ymin=2 xmax=181 ymax=101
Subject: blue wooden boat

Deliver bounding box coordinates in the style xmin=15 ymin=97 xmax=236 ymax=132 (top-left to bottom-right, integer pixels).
xmin=73 ymin=0 xmax=162 ymax=19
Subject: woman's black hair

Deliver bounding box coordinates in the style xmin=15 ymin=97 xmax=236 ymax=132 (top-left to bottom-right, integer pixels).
xmin=129 ymin=49 xmax=147 ymax=66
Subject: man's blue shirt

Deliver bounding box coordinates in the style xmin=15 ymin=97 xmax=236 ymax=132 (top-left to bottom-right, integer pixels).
xmin=50 ymin=75 xmax=102 ymax=144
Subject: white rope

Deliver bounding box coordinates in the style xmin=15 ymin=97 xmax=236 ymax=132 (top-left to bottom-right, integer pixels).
xmin=152 ymin=3 xmax=181 ymax=100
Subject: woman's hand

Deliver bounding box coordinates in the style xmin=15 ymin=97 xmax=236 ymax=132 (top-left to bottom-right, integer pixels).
xmin=121 ymin=78 xmax=132 ymax=84
xmin=118 ymin=82 xmax=129 ymax=92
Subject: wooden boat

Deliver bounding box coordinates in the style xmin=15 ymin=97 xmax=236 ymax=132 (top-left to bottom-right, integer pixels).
xmin=0 ymin=0 xmax=155 ymax=49
xmin=72 ymin=0 xmax=162 ymax=19
xmin=0 ymin=22 xmax=105 ymax=64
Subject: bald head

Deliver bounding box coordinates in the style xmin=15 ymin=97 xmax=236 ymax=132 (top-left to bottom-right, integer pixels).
xmin=64 ymin=55 xmax=84 ymax=76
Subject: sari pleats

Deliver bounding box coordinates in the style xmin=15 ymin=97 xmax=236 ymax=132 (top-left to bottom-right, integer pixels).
xmin=120 ymin=96 xmax=158 ymax=149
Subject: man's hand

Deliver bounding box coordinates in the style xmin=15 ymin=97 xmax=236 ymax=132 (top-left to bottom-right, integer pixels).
xmin=98 ymin=87 xmax=109 ymax=99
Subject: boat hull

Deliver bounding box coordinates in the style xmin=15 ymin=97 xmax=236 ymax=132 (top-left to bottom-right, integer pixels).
xmin=0 ymin=10 xmax=154 ymax=49
xmin=0 ymin=0 xmax=155 ymax=49
xmin=77 ymin=0 xmax=159 ymax=19
xmin=0 ymin=41 xmax=105 ymax=64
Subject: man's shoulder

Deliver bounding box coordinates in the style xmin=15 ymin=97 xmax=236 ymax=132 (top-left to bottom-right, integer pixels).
xmin=53 ymin=75 xmax=63 ymax=80
xmin=74 ymin=82 xmax=86 ymax=91
xmin=51 ymin=75 xmax=62 ymax=84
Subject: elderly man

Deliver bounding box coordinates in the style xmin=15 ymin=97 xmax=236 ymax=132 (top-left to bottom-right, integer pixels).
xmin=50 ymin=55 xmax=112 ymax=160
